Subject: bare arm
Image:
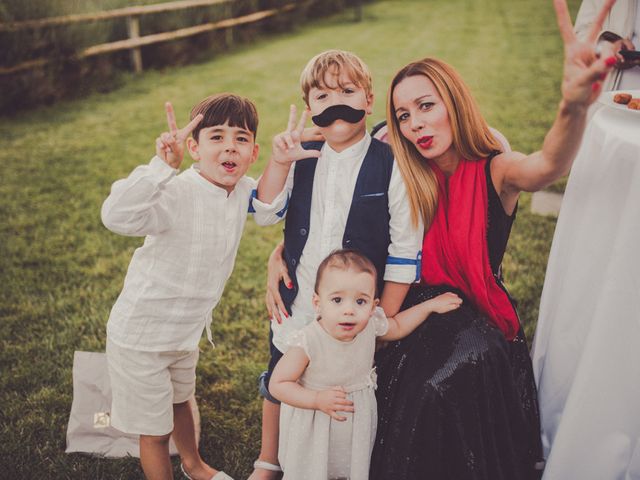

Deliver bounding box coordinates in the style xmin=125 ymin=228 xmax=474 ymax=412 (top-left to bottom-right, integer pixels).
xmin=257 ymin=157 xmax=294 ymax=204
xmin=270 ymin=347 xmax=354 ymax=421
xmin=495 ymin=0 xmax=617 ymax=205
xmin=269 ymin=347 xmax=314 ymax=408
xmin=381 ymin=292 xmax=462 ymax=341
xmin=497 ymin=100 xmax=589 ymax=195
xmin=264 ymin=240 xmax=291 ymax=324
xmin=379 ymin=281 xmax=411 ymax=317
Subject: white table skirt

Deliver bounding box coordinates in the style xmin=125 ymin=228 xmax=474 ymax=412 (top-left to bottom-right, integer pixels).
xmin=531 ymin=105 xmax=640 ymax=479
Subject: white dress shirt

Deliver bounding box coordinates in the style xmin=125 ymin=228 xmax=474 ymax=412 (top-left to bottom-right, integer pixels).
xmin=252 ymin=133 xmax=423 ymax=352
xmin=102 ymin=156 xmax=262 ymax=351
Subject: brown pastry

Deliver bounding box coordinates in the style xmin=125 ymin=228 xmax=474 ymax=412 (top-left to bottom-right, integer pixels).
xmin=627 ymin=98 xmax=640 ymax=110
xmin=613 ymin=93 xmax=632 ymax=104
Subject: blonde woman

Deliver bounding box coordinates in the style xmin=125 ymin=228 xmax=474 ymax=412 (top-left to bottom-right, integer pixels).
xmin=370 ymin=1 xmax=617 ymax=479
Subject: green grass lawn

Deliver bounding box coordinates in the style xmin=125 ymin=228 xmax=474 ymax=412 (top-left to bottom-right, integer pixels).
xmin=0 ymin=0 xmax=578 ymax=477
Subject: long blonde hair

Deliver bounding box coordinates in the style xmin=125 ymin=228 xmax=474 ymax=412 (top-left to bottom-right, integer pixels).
xmin=386 ymin=58 xmax=502 ymax=228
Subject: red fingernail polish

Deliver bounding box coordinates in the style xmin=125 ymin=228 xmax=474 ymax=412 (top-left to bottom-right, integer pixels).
xmin=592 ymin=82 xmax=600 ymax=92
xmin=284 ymin=311 xmax=289 ymax=318
xmin=605 ymin=56 xmax=617 ymax=66
xmin=287 ymin=282 xmax=293 ymax=289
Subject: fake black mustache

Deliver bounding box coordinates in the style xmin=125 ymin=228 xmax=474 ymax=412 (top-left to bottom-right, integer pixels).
xmin=311 ymin=104 xmax=366 ymax=127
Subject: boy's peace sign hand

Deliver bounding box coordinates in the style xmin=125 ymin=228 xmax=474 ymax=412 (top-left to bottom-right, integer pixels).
xmin=271 ymin=105 xmax=321 ymax=165
xmin=553 ymin=0 xmax=617 ymax=106
xmin=155 ymin=102 xmax=203 ymax=169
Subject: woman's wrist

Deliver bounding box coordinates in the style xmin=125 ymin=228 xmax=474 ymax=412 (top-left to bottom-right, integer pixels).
xmin=558 ymin=98 xmax=589 ymax=118
xmin=423 ymin=301 xmax=433 ymax=314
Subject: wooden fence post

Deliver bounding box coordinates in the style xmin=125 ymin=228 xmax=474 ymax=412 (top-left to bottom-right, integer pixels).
xmin=354 ymin=0 xmax=362 ymax=22
xmin=224 ymin=1 xmax=234 ymax=48
xmin=0 ymin=1 xmax=301 ymax=76
xmin=126 ymin=15 xmax=143 ymax=73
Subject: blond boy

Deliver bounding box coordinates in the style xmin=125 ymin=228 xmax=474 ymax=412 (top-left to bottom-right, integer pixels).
xmin=248 ymin=50 xmax=423 ymax=479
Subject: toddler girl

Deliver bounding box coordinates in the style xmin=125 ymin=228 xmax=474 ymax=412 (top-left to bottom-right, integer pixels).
xmin=269 ymin=249 xmax=461 ymax=480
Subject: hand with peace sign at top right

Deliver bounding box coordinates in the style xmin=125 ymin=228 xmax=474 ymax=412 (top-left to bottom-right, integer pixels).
xmin=155 ymin=102 xmax=204 ymax=169
xmin=271 ymin=104 xmax=322 ymax=166
xmin=553 ymin=0 xmax=618 ymax=107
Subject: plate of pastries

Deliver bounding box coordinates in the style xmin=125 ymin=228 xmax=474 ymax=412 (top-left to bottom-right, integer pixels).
xmin=600 ymin=90 xmax=640 ymax=113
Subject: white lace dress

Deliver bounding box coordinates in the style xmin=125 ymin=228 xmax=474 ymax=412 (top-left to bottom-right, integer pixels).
xmin=278 ymin=307 xmax=388 ymax=480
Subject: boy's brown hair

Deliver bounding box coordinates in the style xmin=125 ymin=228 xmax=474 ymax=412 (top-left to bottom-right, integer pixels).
xmin=190 ymin=93 xmax=259 ymax=142
xmin=314 ymin=249 xmax=378 ymax=296
xmin=300 ymin=49 xmax=373 ymax=105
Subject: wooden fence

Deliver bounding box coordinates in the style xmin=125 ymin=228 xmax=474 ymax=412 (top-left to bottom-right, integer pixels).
xmin=0 ymin=0 xmax=311 ymax=76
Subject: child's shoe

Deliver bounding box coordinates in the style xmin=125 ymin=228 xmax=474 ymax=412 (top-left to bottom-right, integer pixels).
xmin=180 ymin=463 xmax=235 ymax=480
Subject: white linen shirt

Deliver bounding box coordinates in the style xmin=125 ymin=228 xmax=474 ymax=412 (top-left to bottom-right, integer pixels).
xmin=102 ymin=156 xmax=263 ymax=352
xmin=252 ymin=133 xmax=423 ymax=352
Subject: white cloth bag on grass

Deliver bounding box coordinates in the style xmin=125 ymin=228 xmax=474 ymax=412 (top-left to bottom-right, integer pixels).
xmin=65 ymin=351 xmax=200 ymax=457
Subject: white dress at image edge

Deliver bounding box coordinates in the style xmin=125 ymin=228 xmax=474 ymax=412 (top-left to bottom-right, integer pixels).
xmin=531 ymin=106 xmax=640 ymax=479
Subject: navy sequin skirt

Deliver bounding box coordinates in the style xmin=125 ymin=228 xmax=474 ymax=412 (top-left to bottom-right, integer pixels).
xmin=371 ymin=285 xmax=543 ymax=480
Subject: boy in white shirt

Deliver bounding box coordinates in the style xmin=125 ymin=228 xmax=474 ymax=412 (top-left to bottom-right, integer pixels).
xmin=102 ymin=93 xmax=262 ymax=480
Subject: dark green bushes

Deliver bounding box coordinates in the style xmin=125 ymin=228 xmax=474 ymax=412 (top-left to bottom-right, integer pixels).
xmin=0 ymin=0 xmax=366 ymax=114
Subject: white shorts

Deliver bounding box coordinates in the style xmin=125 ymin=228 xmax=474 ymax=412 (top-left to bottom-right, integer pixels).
xmin=106 ymin=338 xmax=199 ymax=436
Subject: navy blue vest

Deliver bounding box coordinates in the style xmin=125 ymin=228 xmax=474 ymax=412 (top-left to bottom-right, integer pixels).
xmin=280 ymin=138 xmax=394 ymax=313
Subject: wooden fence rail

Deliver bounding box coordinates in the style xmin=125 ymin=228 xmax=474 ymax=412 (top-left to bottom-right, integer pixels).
xmin=0 ymin=0 xmax=231 ymax=31
xmin=0 ymin=0 xmax=302 ymax=76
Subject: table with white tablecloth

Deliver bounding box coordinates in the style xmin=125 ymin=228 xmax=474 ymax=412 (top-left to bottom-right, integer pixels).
xmin=531 ymin=104 xmax=640 ymax=479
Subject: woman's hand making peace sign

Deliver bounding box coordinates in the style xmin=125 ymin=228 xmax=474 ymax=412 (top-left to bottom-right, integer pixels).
xmin=554 ymin=0 xmax=618 ymax=107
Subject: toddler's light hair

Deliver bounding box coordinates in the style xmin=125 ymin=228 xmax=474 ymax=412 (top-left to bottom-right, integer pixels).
xmin=300 ymin=49 xmax=373 ymax=105
xmin=314 ymin=249 xmax=378 ymax=296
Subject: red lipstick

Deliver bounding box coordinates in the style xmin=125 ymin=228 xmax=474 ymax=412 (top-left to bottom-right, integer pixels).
xmin=417 ymin=136 xmax=433 ymax=149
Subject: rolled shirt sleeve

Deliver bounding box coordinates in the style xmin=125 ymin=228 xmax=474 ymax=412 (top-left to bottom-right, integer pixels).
xmin=251 ymin=163 xmax=295 ymax=226
xmin=384 ymin=162 xmax=424 ymax=284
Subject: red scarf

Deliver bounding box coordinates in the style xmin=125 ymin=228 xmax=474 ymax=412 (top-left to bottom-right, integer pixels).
xmin=421 ymin=158 xmax=518 ymax=340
